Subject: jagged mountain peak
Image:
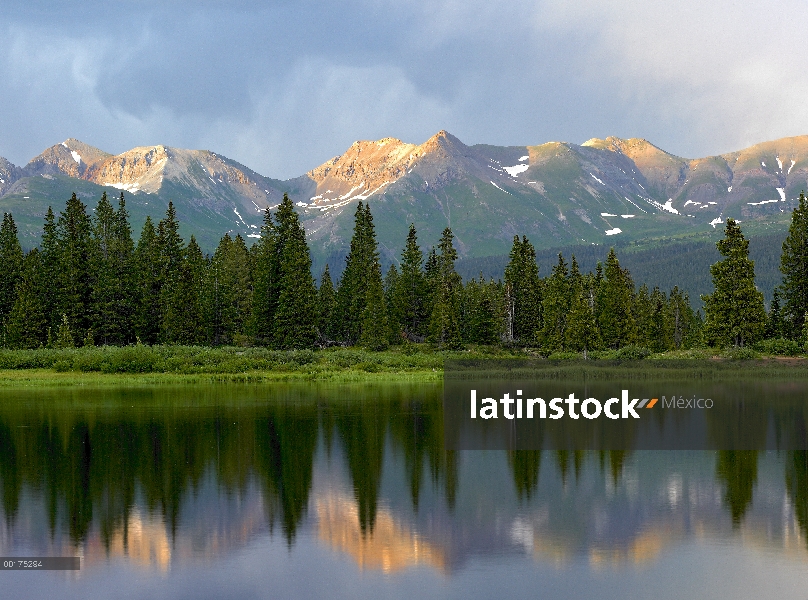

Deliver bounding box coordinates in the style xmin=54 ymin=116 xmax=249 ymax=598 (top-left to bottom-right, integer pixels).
xmin=23 ymin=138 xmax=111 ymax=178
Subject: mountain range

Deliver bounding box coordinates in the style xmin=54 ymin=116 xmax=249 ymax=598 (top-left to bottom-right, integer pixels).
xmin=1 ymin=131 xmax=805 ymax=273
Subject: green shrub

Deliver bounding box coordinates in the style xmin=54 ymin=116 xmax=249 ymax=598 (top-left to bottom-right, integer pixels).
xmin=753 ymin=338 xmax=802 ymax=356
xmin=53 ymin=360 xmax=72 ymax=372
xmin=614 ymin=345 xmax=651 ymax=360
xmin=720 ymin=346 xmax=760 ymax=360
xmin=101 ymin=345 xmax=161 ymax=373
xmin=72 ymin=349 xmax=105 ymax=372
xmin=356 ymin=361 xmax=381 ymax=372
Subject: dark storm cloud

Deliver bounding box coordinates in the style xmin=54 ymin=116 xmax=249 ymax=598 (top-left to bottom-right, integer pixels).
xmin=1 ymin=1 xmax=808 ymax=178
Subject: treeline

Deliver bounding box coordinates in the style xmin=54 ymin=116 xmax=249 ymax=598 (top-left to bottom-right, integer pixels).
xmin=0 ymin=191 xmax=707 ymax=353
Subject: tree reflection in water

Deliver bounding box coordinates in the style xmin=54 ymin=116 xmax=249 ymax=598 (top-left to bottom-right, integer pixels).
xmin=0 ymin=382 xmax=806 ymax=563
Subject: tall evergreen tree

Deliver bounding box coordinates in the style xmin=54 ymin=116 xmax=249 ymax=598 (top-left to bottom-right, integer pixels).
xmin=702 ymin=218 xmax=766 ymax=347
xmin=461 ymin=275 xmax=501 ymax=345
xmin=597 ymin=248 xmax=636 ymax=349
xmin=0 ymin=212 xmax=23 ymax=340
xmin=540 ymin=253 xmax=570 ymax=352
xmin=428 ymin=228 xmax=462 ymax=347
xmin=157 ymin=202 xmax=185 ymax=342
xmin=89 ymin=192 xmax=134 ymax=345
xmin=334 ymin=202 xmax=379 ymax=344
xmin=165 ymin=236 xmax=206 ymax=344
xmin=133 ymin=217 xmax=161 ymax=344
xmin=503 ymin=235 xmax=542 ymax=344
xmin=4 ymin=249 xmax=47 ymax=348
xmin=393 ymin=224 xmax=427 ymax=341
xmin=780 ymin=192 xmax=808 ymax=337
xmin=359 ymin=259 xmax=391 ymax=350
xmin=251 ymin=207 xmax=280 ymax=344
xmin=39 ymin=207 xmax=59 ymax=333
xmin=272 ymin=196 xmax=317 ymax=349
xmin=54 ymin=193 xmax=93 ymax=345
xmin=566 ymin=270 xmax=600 ymax=356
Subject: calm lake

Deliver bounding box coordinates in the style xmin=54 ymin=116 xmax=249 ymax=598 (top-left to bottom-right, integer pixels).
xmin=1 ymin=380 xmax=807 ymax=599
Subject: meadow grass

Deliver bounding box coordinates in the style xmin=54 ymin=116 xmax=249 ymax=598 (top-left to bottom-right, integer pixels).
xmin=0 ymin=343 xmax=804 ymax=387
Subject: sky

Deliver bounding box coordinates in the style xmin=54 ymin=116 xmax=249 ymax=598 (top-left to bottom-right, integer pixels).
xmin=2 ymin=0 xmax=808 ymax=179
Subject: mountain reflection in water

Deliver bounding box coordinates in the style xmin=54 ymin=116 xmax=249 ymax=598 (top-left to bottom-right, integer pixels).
xmin=0 ymin=383 xmax=807 ymax=579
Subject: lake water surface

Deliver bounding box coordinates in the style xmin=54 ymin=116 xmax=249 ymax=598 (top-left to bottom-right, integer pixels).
xmin=1 ymin=381 xmax=807 ymax=599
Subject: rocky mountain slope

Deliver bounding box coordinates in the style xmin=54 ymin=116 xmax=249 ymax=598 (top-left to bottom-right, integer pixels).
xmin=1 ymin=132 xmax=806 ymax=268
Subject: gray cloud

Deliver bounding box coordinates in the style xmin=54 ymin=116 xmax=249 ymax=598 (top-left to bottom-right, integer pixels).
xmin=1 ymin=1 xmax=807 ymax=178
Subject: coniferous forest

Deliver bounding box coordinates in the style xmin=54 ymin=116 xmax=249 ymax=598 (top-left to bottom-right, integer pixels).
xmin=3 ymin=190 xmax=808 ymax=356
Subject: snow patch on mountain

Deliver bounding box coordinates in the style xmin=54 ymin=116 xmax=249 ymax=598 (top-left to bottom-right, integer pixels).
xmin=661 ymin=199 xmax=679 ymax=214
xmin=503 ymin=163 xmax=529 ymax=177
xmin=104 ymin=182 xmax=140 ymax=193
xmin=71 ymin=151 xmax=81 ymax=164
xmin=605 ymin=228 xmax=622 ymax=235
xmin=491 ymin=181 xmax=511 ymax=194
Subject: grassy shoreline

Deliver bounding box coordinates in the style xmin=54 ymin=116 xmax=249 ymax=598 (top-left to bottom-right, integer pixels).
xmin=0 ymin=344 xmax=807 ymax=386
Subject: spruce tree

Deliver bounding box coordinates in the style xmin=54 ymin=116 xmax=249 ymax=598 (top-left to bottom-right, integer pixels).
xmin=272 ymin=197 xmax=317 ymax=349
xmin=4 ymin=249 xmax=47 ymax=348
xmin=54 ymin=193 xmax=93 ymax=345
xmin=702 ymin=218 xmax=766 ymax=347
xmin=133 ymin=217 xmax=161 ymax=344
xmin=334 ymin=202 xmax=379 ymax=344
xmin=539 ymin=254 xmax=570 ymax=352
xmin=780 ymin=192 xmax=808 ymax=337
xmin=428 ymin=228 xmax=462 ymax=347
xmin=165 ymin=236 xmax=206 ymax=344
xmin=597 ymin=248 xmax=636 ymax=349
xmin=204 ymin=234 xmax=232 ymax=345
xmin=157 ymin=202 xmax=185 ymax=341
xmin=89 ymin=192 xmax=133 ymax=345
xmin=392 ymin=224 xmax=427 ymax=342
xmin=359 ymin=260 xmax=391 ymax=350
xmin=503 ymin=235 xmax=542 ymax=345
xmin=566 ymin=270 xmax=600 ymax=356
xmin=0 ymin=212 xmax=23 ymax=341
xmin=112 ymin=193 xmax=135 ymax=343
xmin=251 ymin=207 xmax=280 ymax=344
xmin=461 ymin=276 xmax=500 ymax=345
xmin=39 ymin=207 xmax=59 ymax=332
